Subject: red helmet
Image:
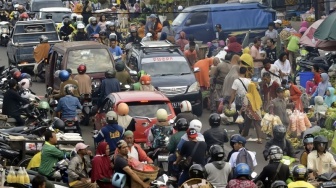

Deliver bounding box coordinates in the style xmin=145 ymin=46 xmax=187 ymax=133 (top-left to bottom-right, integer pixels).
xmin=140 ymin=75 xmax=151 ymax=85
xmin=20 ymin=12 xmax=28 ymax=19
xmin=13 ymin=70 xmax=22 ymax=80
xmin=77 ymin=64 xmax=87 ymax=74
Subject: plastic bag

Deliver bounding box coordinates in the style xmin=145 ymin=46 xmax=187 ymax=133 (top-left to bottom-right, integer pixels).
xmin=289 ymin=114 xmax=297 ymax=132
xmin=304 ymin=113 xmax=312 ymax=128
xmin=261 ymin=113 xmax=274 ymax=134
xmin=235 ymin=115 xmax=244 ymax=124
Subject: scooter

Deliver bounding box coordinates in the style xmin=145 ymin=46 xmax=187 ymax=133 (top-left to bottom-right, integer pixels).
xmin=80 ymin=94 xmax=93 ymax=126
xmin=151 ymin=174 xmax=174 ymax=188
xmin=308 ymin=171 xmax=336 ymax=188
xmin=148 ymin=136 xmax=170 ymax=176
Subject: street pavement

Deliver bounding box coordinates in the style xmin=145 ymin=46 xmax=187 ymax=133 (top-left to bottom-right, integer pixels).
xmin=0 ymin=46 xmax=274 ymax=174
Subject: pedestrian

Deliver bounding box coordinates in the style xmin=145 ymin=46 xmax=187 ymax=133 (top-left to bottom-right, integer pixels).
xmin=265 ymin=38 xmax=277 ymax=63
xmin=269 ymin=87 xmax=292 ymax=127
xmin=250 ymin=37 xmax=265 ymax=79
xmin=194 ymin=57 xmax=220 ymax=90
xmin=184 ymin=35 xmax=200 ymax=53
xmin=261 ymin=58 xmax=281 ymax=85
xmin=274 ymin=19 xmax=283 ymax=33
xmin=145 ymin=14 xmax=156 ymax=35
xmin=288 ymin=80 xmax=303 ymax=111
xmin=226 ymin=36 xmax=242 ymax=55
xmin=176 ymin=31 xmax=189 ymax=51
xmin=184 ymin=41 xmax=198 ymax=67
xmin=213 ymin=24 xmax=227 ymax=42
xmin=324 ymin=87 xmax=336 ymax=107
xmin=306 ymin=65 xmax=321 ymax=95
xmin=286 ymin=32 xmax=301 ymax=71
xmin=311 ymin=73 xmax=331 ymax=100
xmin=240 ymin=50 xmax=254 ymax=78
xmin=265 ymin=22 xmax=278 ymax=40
xmin=274 ymin=52 xmax=291 ymax=80
xmin=161 ymin=20 xmax=175 ymax=43
xmin=222 ymin=63 xmax=240 ymax=103
xmin=153 ymin=17 xmax=162 ymax=40
xmin=91 ymin=142 xmax=113 ymax=188
xmin=261 ymin=72 xmax=280 ymax=111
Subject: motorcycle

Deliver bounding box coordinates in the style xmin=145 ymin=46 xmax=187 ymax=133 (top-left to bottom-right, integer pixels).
xmin=34 ymin=58 xmax=46 ymax=81
xmin=80 ymin=93 xmax=93 ymax=126
xmin=0 ymin=21 xmax=10 ymax=46
xmin=151 ymin=174 xmax=174 ymax=188
xmin=120 ymin=82 xmax=131 ymax=91
xmin=309 ymin=172 xmax=336 ymax=188
xmin=149 ymin=136 xmax=170 ymax=176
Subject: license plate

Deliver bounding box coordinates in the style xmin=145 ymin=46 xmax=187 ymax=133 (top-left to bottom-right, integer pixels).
xmin=172 ymin=102 xmax=180 ymax=108
xmin=158 ymin=155 xmax=169 ymax=161
xmin=65 ymin=126 xmax=77 ymax=130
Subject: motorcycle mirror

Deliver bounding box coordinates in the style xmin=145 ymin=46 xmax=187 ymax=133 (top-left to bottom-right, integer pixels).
xmin=129 ymin=70 xmax=137 ymax=76
xmin=251 ymin=172 xmax=258 ymax=179
xmin=124 ymin=85 xmax=130 ymax=89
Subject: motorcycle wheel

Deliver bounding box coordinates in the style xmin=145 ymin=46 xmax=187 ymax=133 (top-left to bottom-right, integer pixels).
xmin=18 ymin=157 xmax=32 ymax=168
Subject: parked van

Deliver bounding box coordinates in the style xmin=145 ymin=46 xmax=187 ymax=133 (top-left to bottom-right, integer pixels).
xmin=172 ymin=2 xmax=275 ymax=43
xmin=30 ymin=0 xmax=64 ymax=13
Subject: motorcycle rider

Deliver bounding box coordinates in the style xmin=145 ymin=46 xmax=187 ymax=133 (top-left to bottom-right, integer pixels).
xmin=19 ymin=78 xmax=37 ymax=99
xmin=139 ymin=75 xmax=155 ymax=91
xmin=106 ymin=22 xmax=122 ymax=44
xmin=109 ymin=35 xmax=123 ymax=57
xmin=99 ymin=69 xmax=120 ymax=105
xmin=271 ymin=181 xmax=288 ymax=188
xmin=59 ymin=18 xmax=74 ymax=41
xmin=2 ymin=79 xmax=29 ymax=126
xmin=33 ymin=35 xmax=50 ymax=81
xmin=132 ymin=70 xmax=147 ymax=90
xmin=19 ymin=12 xmax=28 ymax=21
xmin=73 ymin=23 xmax=88 ymax=41
xmin=177 ymin=119 xmax=205 ymax=151
xmin=98 ymin=31 xmax=109 ymax=46
xmin=300 ymin=134 xmax=314 ymax=167
xmin=94 ymin=111 xmax=124 ymax=153
xmin=73 ymin=64 xmax=92 ymax=95
xmin=205 ymin=144 xmax=232 ymax=187
xmin=229 ymin=135 xmax=257 ymax=171
xmin=181 ymin=164 xmax=213 ymax=187
xmin=263 ymin=125 xmax=296 ymax=160
xmin=115 ymin=61 xmax=132 ymax=86
xmin=53 ymin=70 xmax=80 ymax=99
xmin=174 ymin=100 xmax=198 ymax=123
xmin=227 ymin=134 xmax=240 ymax=162
xmin=87 ymin=17 xmax=101 ymax=38
xmin=126 ymin=26 xmax=141 ymax=44
xmin=147 ymin=109 xmax=172 ymax=149
xmin=227 ymin=163 xmax=256 ymax=188
xmin=55 ymin=84 xmax=82 ymax=135
xmin=288 ymin=164 xmax=314 ymax=188
xmin=203 ymin=113 xmax=229 ymax=151
xmin=116 ymin=102 xmax=136 ymax=131
xmin=307 ymin=135 xmax=336 ymax=177
xmin=254 ymin=145 xmax=290 ymax=187
xmin=57 ymin=15 xmax=75 ymax=32
xmin=9 ymin=11 xmax=19 ymax=27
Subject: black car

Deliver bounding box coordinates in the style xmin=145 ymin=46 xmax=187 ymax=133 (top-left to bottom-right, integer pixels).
xmin=127 ymin=41 xmax=203 ymax=116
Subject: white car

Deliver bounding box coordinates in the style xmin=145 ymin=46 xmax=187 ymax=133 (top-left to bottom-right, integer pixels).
xmin=39 ymin=7 xmax=72 ymax=25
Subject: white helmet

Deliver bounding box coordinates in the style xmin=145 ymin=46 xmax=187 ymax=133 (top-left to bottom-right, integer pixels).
xmin=54 ymin=70 xmax=61 ymax=78
xmin=19 ymin=78 xmax=30 ymax=89
xmin=20 ymin=89 xmax=34 ymax=99
xmin=189 ymin=119 xmax=202 ymax=133
xmin=180 ymin=100 xmax=192 ymax=112
xmin=178 ymin=5 xmax=183 ymax=11
xmin=77 ymin=23 xmax=85 ymax=29
xmin=106 ymin=111 xmax=118 ymax=122
xmin=70 ymin=13 xmax=77 ymax=20
xmin=14 ymin=4 xmax=19 ymax=9
xmin=76 ymin=15 xmax=83 ymax=21
xmin=156 ymin=109 xmax=168 ymax=122
xmin=109 ymin=33 xmax=117 ymax=41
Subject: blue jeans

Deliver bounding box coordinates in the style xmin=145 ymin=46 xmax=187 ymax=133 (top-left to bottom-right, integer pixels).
xmin=168 ymin=154 xmax=179 ymax=177
xmin=178 ymin=170 xmax=190 ymax=186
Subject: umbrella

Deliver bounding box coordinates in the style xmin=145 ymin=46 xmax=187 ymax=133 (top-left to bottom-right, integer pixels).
xmin=314 ymin=12 xmax=336 ymax=40
xmin=315 ymin=40 xmax=336 ymax=51
xmin=300 ymin=19 xmax=324 ymax=47
xmin=241 ymin=30 xmax=250 ymax=48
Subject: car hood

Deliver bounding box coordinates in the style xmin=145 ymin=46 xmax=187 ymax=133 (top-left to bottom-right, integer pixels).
xmin=150 ymin=73 xmax=196 ymax=87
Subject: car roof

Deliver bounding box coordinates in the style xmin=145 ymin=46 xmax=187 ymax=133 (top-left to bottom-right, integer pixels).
xmin=111 ymin=91 xmax=170 ymax=102
xmin=183 ymin=2 xmax=262 ymax=11
xmin=15 ymin=20 xmax=55 ymax=25
xmin=52 ymin=41 xmax=109 ymax=53
xmin=39 ymin=7 xmax=72 ymax=12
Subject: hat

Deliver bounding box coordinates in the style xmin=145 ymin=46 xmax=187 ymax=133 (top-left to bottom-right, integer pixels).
xmin=274 ymin=19 xmax=282 ymax=24
xmin=187 ymin=128 xmax=198 ymax=139
xmin=75 ymin=143 xmax=89 ymax=151
xmin=149 ymin=14 xmax=157 ymax=19
xmin=276 ymin=87 xmax=286 ymax=93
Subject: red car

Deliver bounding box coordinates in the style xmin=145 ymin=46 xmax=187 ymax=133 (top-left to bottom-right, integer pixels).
xmin=94 ymin=91 xmax=176 ymax=143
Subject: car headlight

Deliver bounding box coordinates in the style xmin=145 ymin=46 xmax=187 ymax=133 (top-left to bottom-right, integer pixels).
xmin=187 ymin=82 xmax=200 ymax=93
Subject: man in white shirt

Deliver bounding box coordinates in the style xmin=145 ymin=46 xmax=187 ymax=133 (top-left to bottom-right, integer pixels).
xmin=265 ymin=22 xmax=278 ymax=40
xmin=122 ymin=130 xmax=153 ymax=163
xmin=229 ymin=135 xmax=257 ymax=170
xmin=229 ymin=67 xmax=251 ymax=108
xmin=261 ymin=58 xmax=281 ymax=85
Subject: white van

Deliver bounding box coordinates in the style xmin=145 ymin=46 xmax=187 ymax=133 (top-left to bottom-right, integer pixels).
xmin=39 ymin=7 xmax=72 ymax=25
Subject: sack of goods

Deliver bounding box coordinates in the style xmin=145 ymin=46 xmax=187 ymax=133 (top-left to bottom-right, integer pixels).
xmin=261 ymin=113 xmax=283 ymax=135
xmin=289 ymin=110 xmax=312 ymax=137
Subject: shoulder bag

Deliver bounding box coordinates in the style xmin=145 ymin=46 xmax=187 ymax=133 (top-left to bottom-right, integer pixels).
xmin=179 ymin=142 xmax=200 ymax=169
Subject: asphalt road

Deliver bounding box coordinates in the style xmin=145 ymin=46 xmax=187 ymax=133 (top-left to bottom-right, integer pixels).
xmin=0 ymin=46 xmax=271 ymax=174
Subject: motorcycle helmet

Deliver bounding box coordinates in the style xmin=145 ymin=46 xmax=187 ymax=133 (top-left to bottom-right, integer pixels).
xmin=105 ymin=69 xmax=116 ymax=78
xmin=54 ymin=70 xmax=61 ymax=78
xmin=235 ymin=163 xmax=250 ymax=178
xmin=268 ymin=145 xmax=283 ymax=162
xmin=63 ymin=18 xmax=70 ymax=26
xmin=115 ymin=62 xmax=125 ymax=72
xmin=156 ymin=109 xmax=168 ymax=122
xmin=189 ymin=164 xmax=206 ymax=179
xmin=130 ymin=26 xmax=137 ymax=33
xmin=77 ymin=23 xmax=85 ymax=30
xmin=209 ymin=144 xmax=225 ymax=161
xmin=53 ymin=117 xmax=65 ymax=131
xmin=137 ymin=70 xmax=147 ymax=79
xmin=209 ymin=113 xmax=221 ymax=127
xmin=189 ymin=119 xmax=202 ymax=133
xmin=99 ymin=30 xmax=106 ymax=37
xmin=70 ymin=13 xmax=77 ymax=21
xmin=90 ymin=17 xmax=97 ymax=25
xmin=292 ymin=164 xmax=308 ymax=181
xmin=64 ymin=84 xmax=76 ymax=95
xmin=20 ymin=73 xmax=32 ymax=81
xmin=62 ymin=15 xmax=70 ymax=20
xmin=231 ymin=135 xmax=246 ymax=146
xmin=106 ymin=111 xmax=118 ymax=124
xmin=19 ymin=78 xmax=30 ymax=89
xmin=107 ymin=21 xmax=115 ymax=28
xmin=13 ymin=70 xmax=21 ymax=80
xmin=39 ymin=35 xmax=48 ymax=43
xmin=38 ymin=101 xmax=50 ymax=110
xmin=109 ymin=33 xmax=117 ymax=41
xmin=117 ymin=103 xmax=129 ymax=116
xmin=140 ymin=75 xmax=151 ymax=85
xmin=230 ymin=134 xmax=241 ymax=148
xmin=19 ymin=12 xmax=28 ymax=20
xmin=273 ymin=125 xmax=286 ymax=141
xmin=174 ymin=118 xmax=188 ymax=131
xmin=313 ymin=135 xmax=328 ymax=153
xmin=76 ymin=15 xmax=83 ymax=22
xmin=303 ymin=134 xmax=314 ymax=145
xmin=77 ymin=64 xmax=87 ymax=74
xmin=271 ymin=180 xmax=288 ymax=188
xmin=180 ymin=100 xmax=192 ymax=112
xmin=59 ymin=70 xmax=70 ymax=82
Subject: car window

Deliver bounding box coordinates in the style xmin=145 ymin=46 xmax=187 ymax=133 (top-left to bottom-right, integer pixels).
xmin=172 ymin=12 xmax=188 ymax=26
xmin=13 ymin=23 xmax=58 ymax=43
xmin=67 ymin=49 xmax=113 ymax=74
xmin=141 ymin=56 xmax=191 ymax=76
xmin=55 ymin=52 xmax=63 ymax=70
xmin=189 ymin=12 xmax=208 ymax=25
xmin=101 ymin=97 xmax=115 ymax=113
xmin=129 ymin=54 xmax=138 ymax=72
xmin=126 ymin=101 xmax=172 ymax=118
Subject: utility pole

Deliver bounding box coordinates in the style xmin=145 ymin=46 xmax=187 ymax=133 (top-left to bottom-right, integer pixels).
xmin=314 ymin=0 xmax=319 ymax=20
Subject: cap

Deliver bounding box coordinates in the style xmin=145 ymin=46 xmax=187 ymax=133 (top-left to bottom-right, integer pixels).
xmin=75 ymin=143 xmax=89 ymax=151
xmin=274 ymin=19 xmax=282 ymax=24
xmin=149 ymin=14 xmax=157 ymax=19
xmin=276 ymin=87 xmax=286 ymax=93
xmin=187 ymin=128 xmax=198 ymax=139
xmin=215 ymin=24 xmax=222 ymax=28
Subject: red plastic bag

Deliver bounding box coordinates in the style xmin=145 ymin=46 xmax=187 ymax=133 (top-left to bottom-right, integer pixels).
xmin=143 ymin=164 xmax=155 ymax=172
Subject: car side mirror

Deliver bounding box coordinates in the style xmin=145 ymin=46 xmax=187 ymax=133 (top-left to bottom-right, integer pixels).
xmin=193 ymin=67 xmax=200 ymax=73
xmin=185 ymin=19 xmax=191 ymax=26
xmin=130 ymin=70 xmax=137 ymax=76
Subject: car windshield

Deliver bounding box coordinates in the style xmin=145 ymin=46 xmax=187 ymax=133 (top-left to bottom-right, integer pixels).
xmin=172 ymin=12 xmax=188 ymax=26
xmin=126 ymin=101 xmax=172 ymax=118
xmin=67 ymin=49 xmax=113 ymax=74
xmin=141 ymin=57 xmax=191 ymax=76
xmin=32 ymin=1 xmax=64 ymax=12
xmin=41 ymin=12 xmax=71 ymax=23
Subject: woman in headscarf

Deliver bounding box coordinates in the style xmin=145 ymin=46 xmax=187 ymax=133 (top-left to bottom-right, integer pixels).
xmin=240 ymin=83 xmax=263 ymax=144
xmin=312 ymin=73 xmax=332 ymax=98
xmin=176 ymin=31 xmax=189 ymax=51
xmin=324 ymin=87 xmax=336 ymax=107
xmin=226 ymin=36 xmax=242 ymax=55
xmin=222 ymin=62 xmax=240 ymax=102
xmin=91 ymin=142 xmax=113 ymax=188
xmin=288 ymin=80 xmax=303 ymax=111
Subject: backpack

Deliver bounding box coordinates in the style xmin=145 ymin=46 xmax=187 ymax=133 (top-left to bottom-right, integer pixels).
xmin=236 ymin=148 xmax=254 ymax=172
xmin=297 ymin=85 xmax=309 ymax=109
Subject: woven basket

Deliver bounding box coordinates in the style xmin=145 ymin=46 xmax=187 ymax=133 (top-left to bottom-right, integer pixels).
xmin=131 ymin=166 xmax=159 ymax=188
xmin=181 ymin=178 xmax=215 ymax=188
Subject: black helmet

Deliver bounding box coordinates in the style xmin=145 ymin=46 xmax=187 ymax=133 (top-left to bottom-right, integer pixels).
xmin=292 ymin=164 xmax=308 ymax=181
xmin=99 ymin=30 xmax=107 ymax=36
xmin=189 ymin=164 xmax=206 ymax=179
xmin=209 ymin=113 xmax=221 ymax=127
xmin=271 ymin=180 xmax=288 ymax=188
xmin=52 ymin=117 xmax=65 ymax=131
xmin=174 ymin=118 xmax=188 ymax=131
xmin=303 ymin=134 xmax=314 ymax=145
xmin=273 ymin=125 xmax=286 ymax=141
xmin=115 ymin=62 xmax=125 ymax=72
xmin=313 ymin=135 xmax=328 ymax=153
xmin=63 ymin=18 xmax=70 ymax=26
xmin=105 ymin=69 xmax=116 ymax=78
xmin=230 ymin=134 xmax=240 ymax=148
xmin=268 ymin=145 xmax=283 ymax=162
xmin=209 ymin=144 xmax=225 ymax=161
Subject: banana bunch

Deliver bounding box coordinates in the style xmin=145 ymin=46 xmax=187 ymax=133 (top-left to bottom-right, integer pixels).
xmin=287 ymin=137 xmax=302 ymax=149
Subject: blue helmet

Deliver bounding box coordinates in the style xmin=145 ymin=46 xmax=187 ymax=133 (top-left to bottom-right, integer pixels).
xmin=59 ymin=70 xmax=70 ymax=82
xmin=231 ymin=135 xmax=246 ymax=146
xmin=235 ymin=163 xmax=250 ymax=177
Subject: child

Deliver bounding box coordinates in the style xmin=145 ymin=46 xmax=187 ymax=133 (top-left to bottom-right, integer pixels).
xmin=300 ymin=134 xmax=314 ymax=167
xmin=305 ymin=65 xmax=321 ymax=95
